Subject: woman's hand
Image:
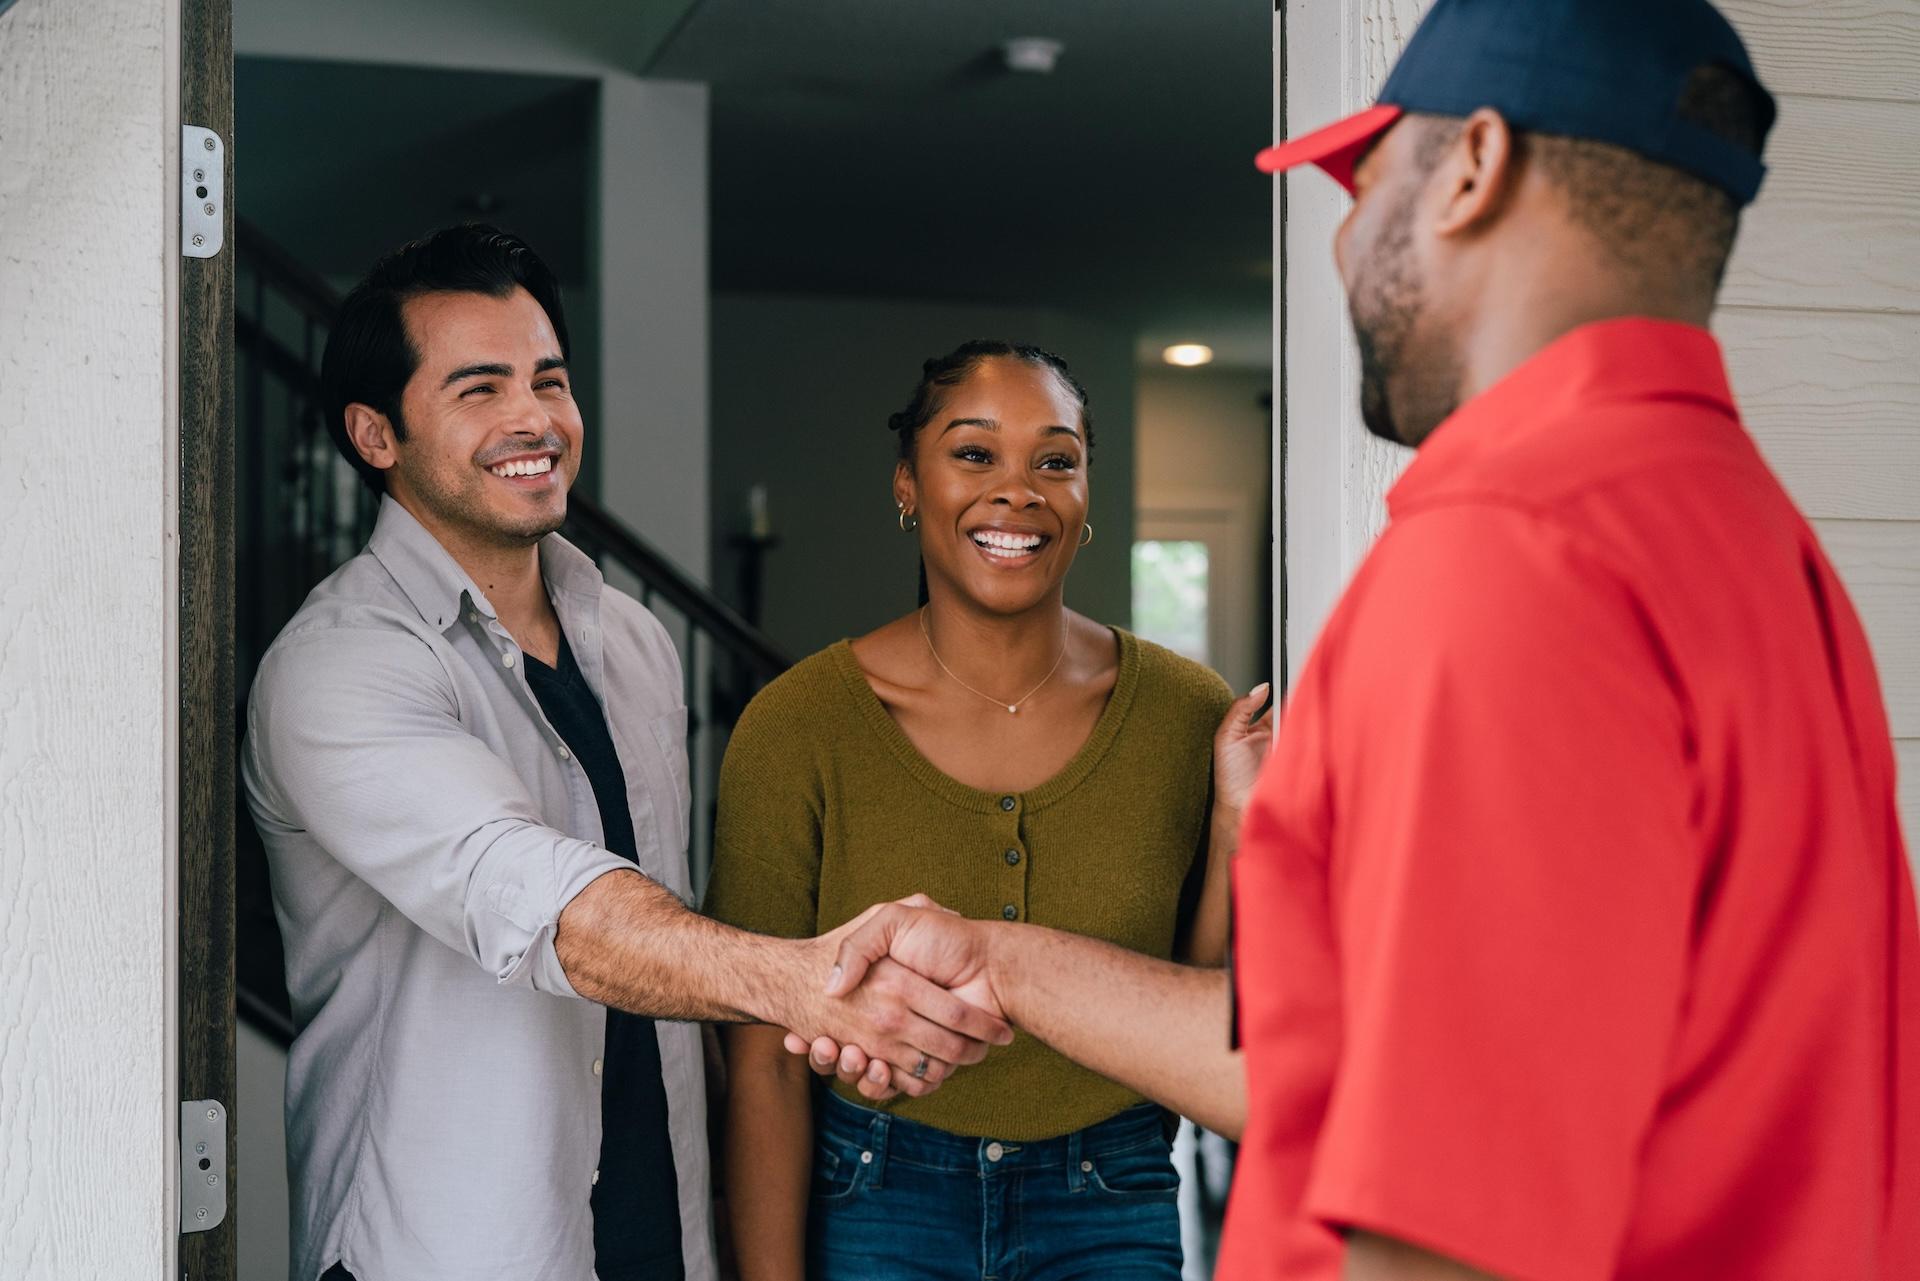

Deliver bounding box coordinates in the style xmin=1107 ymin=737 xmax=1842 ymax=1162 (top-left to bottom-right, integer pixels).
xmin=1212 ymin=683 xmax=1275 ymax=837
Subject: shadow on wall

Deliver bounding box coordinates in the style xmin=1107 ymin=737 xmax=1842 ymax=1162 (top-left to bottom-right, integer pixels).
xmin=709 ymin=293 xmax=1138 ymax=657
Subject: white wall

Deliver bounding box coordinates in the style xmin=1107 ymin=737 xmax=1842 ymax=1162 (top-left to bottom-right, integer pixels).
xmin=1280 ymin=0 xmax=1920 ymax=846
xmin=709 ymin=293 xmax=1137 ymax=659
xmin=1136 ymin=366 xmax=1274 ymax=694
xmin=594 ymin=75 xmax=710 ymax=579
xmin=0 ymin=0 xmax=178 ymax=1278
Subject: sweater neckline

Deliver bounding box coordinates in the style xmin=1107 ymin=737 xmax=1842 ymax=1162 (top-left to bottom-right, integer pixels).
xmin=826 ymin=627 xmax=1141 ymax=815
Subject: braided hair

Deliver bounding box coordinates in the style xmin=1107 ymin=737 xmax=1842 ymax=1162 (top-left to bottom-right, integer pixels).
xmin=887 ymin=340 xmax=1095 ymax=605
xmin=887 ymin=339 xmax=1094 ymax=463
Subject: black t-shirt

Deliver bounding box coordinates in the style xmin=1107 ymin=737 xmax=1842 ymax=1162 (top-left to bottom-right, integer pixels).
xmin=524 ymin=632 xmax=684 ymax=1281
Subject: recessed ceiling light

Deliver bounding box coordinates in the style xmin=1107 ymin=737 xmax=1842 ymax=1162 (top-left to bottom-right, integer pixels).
xmin=1162 ymin=344 xmax=1214 ymax=367
xmin=1002 ymin=37 xmax=1065 ymax=74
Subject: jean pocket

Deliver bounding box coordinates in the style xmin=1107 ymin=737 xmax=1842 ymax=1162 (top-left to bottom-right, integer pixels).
xmin=810 ymin=1144 xmax=866 ymax=1205
xmin=1084 ymin=1143 xmax=1179 ymax=1202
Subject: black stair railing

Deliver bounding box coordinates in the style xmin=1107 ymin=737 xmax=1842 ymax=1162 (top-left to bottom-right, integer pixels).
xmin=234 ymin=218 xmax=791 ymax=1047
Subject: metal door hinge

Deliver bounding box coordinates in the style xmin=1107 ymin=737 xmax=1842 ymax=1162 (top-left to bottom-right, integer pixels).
xmin=180 ymin=1100 xmax=228 ymax=1233
xmin=182 ymin=126 xmax=225 ymax=259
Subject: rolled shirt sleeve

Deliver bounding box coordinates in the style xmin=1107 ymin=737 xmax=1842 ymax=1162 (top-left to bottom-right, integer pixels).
xmin=244 ymin=624 xmax=632 ymax=995
xmin=1302 ymin=507 xmax=1699 ymax=1281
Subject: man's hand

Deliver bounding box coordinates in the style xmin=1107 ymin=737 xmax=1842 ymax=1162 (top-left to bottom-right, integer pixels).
xmin=781 ymin=898 xmax=1010 ymax=1098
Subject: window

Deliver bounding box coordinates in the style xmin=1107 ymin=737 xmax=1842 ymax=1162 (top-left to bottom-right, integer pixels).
xmin=1132 ymin=540 xmax=1211 ymax=665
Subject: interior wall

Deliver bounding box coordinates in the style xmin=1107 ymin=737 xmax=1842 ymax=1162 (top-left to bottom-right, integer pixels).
xmin=710 ymin=293 xmax=1137 ymax=659
xmin=594 ymin=75 xmax=710 ymax=576
xmin=0 ymin=0 xmax=177 ymax=1276
xmin=1136 ymin=365 xmax=1274 ymax=693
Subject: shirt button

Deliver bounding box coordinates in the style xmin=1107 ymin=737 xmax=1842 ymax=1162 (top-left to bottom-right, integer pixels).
xmin=1004 ymin=849 xmax=1021 ymax=867
xmin=985 ymin=1142 xmax=1005 ymax=1162
xmin=999 ymin=796 xmax=1016 ymax=812
xmin=501 ymin=651 xmax=516 ymax=669
xmin=467 ymin=611 xmax=479 ymax=624
xmin=591 ymin=1169 xmax=600 ymax=1186
xmin=859 ymin=1150 xmax=874 ymax=1165
xmin=591 ymin=1058 xmax=603 ymax=1077
xmin=558 ymin=744 xmax=572 ymax=761
xmin=1002 ymin=904 xmax=1018 ymax=921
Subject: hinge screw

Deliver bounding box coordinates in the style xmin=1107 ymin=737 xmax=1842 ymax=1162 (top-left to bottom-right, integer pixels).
xmin=191 ymin=235 xmax=205 ymax=248
xmin=203 ymin=202 xmax=215 ymax=216
xmin=206 ymin=1173 xmax=218 ymax=1186
xmin=206 ymin=1108 xmax=218 ymax=1120
xmin=194 ymin=1142 xmax=207 ymax=1155
xmin=203 ymin=137 xmax=216 ymax=152
xmin=192 ymin=169 xmax=205 ymax=183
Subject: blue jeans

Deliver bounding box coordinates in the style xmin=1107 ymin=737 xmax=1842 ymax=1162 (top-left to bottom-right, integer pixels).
xmin=808 ymin=1088 xmax=1183 ymax=1280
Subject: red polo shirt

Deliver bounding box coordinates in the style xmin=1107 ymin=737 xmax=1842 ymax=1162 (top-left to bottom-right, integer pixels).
xmin=1222 ymin=319 xmax=1919 ymax=1281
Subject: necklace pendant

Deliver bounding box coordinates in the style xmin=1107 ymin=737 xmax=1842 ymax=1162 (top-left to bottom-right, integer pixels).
xmin=1007 ymin=704 xmax=1019 ymax=714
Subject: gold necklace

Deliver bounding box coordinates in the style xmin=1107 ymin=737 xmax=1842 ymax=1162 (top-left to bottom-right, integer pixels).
xmin=919 ymin=606 xmax=1068 ymax=715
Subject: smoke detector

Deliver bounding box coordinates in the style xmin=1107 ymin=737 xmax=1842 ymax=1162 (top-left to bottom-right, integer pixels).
xmin=1002 ymin=37 xmax=1065 ymax=74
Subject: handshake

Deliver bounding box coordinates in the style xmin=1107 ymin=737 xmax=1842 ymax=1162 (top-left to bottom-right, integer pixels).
xmin=768 ymin=892 xmax=1247 ymax=1138
xmin=778 ymin=894 xmax=1007 ymax=1101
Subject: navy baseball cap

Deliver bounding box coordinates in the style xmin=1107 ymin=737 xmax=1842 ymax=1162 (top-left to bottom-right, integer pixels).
xmin=1256 ymin=0 xmax=1776 ymax=206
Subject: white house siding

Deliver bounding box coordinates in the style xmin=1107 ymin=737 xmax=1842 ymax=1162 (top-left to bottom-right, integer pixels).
xmin=0 ymin=0 xmax=179 ymax=1278
xmin=1722 ymin=0 xmax=1920 ymax=854
xmin=1280 ymin=0 xmax=1920 ymax=856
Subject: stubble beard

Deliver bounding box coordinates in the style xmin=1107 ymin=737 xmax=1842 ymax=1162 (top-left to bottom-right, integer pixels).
xmin=1350 ymin=183 xmax=1460 ymax=448
xmin=398 ymin=453 xmax=569 ymax=551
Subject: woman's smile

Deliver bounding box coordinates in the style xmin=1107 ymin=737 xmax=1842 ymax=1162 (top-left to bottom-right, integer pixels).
xmin=966 ymin=522 xmax=1052 ymax=567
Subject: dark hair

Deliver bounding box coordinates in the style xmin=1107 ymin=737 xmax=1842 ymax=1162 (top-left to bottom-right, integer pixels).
xmin=1530 ymin=63 xmax=1773 ymax=292
xmin=886 ymin=339 xmax=1094 ymax=466
xmin=320 ymin=223 xmax=571 ymax=492
xmin=1401 ymin=64 xmax=1771 ymax=296
xmin=888 ymin=340 xmax=1094 ymax=607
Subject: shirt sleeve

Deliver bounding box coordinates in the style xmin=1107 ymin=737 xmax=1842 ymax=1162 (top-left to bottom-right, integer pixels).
xmin=701 ymin=677 xmax=823 ymax=939
xmin=242 ymin=625 xmax=632 ymax=996
xmin=1303 ymin=506 xmax=1698 ymax=1281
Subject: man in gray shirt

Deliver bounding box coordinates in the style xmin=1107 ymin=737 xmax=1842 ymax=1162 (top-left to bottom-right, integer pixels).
xmin=243 ymin=225 xmax=1008 ymax=1281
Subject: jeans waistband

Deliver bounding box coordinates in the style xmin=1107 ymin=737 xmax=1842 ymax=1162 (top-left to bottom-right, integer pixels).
xmin=815 ymin=1087 xmax=1167 ymax=1178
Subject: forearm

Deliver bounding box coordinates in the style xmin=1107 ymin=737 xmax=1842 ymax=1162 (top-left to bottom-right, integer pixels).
xmin=555 ymin=868 xmax=819 ymax=1026
xmin=988 ymin=923 xmax=1246 ymax=1137
xmin=723 ymin=1027 xmax=814 ymax=1281
xmin=1180 ymin=812 xmax=1240 ymax=966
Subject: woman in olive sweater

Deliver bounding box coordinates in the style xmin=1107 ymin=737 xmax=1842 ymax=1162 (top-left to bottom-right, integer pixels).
xmin=704 ymin=340 xmax=1266 ymax=1280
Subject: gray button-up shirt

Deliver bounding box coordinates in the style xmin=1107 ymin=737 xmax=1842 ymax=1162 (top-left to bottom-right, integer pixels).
xmin=243 ymin=497 xmax=714 ymax=1281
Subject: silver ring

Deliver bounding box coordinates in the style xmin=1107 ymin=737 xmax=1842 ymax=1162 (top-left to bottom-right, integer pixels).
xmin=911 ymin=1054 xmax=930 ymax=1080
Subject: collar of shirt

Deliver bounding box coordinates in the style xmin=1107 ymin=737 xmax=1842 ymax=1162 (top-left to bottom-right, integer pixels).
xmin=366 ymin=494 xmax=610 ymax=680
xmin=1388 ymin=317 xmax=1738 ymax=518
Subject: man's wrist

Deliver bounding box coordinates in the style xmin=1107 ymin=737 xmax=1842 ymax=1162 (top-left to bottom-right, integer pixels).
xmin=745 ymin=933 xmax=829 ymax=1032
xmin=982 ymin=919 xmax=1028 ymax=1029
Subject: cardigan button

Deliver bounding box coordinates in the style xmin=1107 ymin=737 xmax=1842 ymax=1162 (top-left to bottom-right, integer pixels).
xmin=1002 ymin=904 xmax=1018 ymax=921
xmin=999 ymin=795 xmax=1016 ymax=812
xmin=1004 ymin=849 xmax=1021 ymax=867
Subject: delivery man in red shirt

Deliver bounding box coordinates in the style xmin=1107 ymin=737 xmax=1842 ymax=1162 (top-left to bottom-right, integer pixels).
xmin=786 ymin=1 xmax=1920 ymax=1277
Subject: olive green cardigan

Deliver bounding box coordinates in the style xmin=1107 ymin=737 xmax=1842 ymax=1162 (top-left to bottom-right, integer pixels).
xmin=703 ymin=629 xmax=1232 ymax=1140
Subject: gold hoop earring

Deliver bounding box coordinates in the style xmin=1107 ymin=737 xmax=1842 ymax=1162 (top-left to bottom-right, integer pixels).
xmin=898 ymin=504 xmax=918 ymax=533
xmin=1079 ymin=522 xmax=1093 ymax=547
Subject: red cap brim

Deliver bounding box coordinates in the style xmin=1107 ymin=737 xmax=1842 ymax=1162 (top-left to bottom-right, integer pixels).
xmin=1254 ymin=104 xmax=1404 ymax=193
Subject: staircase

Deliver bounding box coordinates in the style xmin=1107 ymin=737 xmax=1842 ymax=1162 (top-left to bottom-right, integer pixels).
xmin=233 ymin=219 xmax=791 ymax=1045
